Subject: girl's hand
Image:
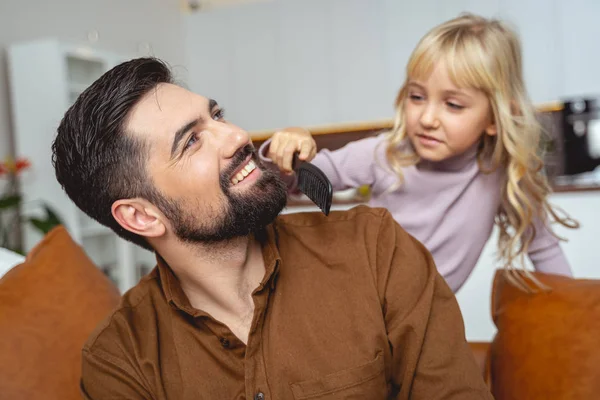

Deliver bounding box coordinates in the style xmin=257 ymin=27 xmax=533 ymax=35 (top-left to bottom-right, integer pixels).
xmin=267 ymin=127 xmax=317 ymax=174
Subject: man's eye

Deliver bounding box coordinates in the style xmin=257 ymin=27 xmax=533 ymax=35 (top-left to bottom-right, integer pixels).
xmin=212 ymin=108 xmax=225 ymax=120
xmin=185 ymin=133 xmax=199 ymax=150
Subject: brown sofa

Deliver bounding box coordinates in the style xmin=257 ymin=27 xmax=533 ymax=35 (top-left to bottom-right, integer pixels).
xmin=470 ymin=270 xmax=600 ymax=399
xmin=1 ymin=226 xmax=599 ymax=399
xmin=0 ymin=226 xmax=121 ymax=400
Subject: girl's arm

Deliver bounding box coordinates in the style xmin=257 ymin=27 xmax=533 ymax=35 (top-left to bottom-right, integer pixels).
xmin=527 ymin=216 xmax=573 ymax=277
xmin=259 ymin=133 xmax=386 ymax=191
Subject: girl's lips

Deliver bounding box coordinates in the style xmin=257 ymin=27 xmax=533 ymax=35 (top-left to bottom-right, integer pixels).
xmin=416 ymin=133 xmax=443 ymax=147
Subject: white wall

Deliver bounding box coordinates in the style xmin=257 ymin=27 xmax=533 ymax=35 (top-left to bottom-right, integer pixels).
xmin=185 ymin=0 xmax=600 ymax=132
xmin=185 ymin=0 xmax=600 ymax=341
xmin=0 ymin=0 xmax=187 ymax=162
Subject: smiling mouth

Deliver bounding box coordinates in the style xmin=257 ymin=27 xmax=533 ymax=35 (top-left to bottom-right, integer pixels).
xmin=230 ymin=159 xmax=257 ymax=185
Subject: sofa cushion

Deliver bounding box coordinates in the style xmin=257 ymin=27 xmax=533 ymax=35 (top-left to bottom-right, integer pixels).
xmin=468 ymin=341 xmax=491 ymax=387
xmin=0 ymin=226 xmax=121 ymax=400
xmin=490 ymin=270 xmax=600 ymax=400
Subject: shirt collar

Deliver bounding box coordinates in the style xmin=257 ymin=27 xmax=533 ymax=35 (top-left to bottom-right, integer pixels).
xmin=156 ymin=224 xmax=282 ymax=316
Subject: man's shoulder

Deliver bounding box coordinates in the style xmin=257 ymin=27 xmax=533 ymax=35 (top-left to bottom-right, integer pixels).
xmin=83 ymin=271 xmax=162 ymax=355
xmin=275 ymin=205 xmax=396 ymax=239
xmin=277 ymin=204 xmax=393 ymax=227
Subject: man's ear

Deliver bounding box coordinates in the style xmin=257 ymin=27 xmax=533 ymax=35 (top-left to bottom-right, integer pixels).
xmin=111 ymin=198 xmax=166 ymax=239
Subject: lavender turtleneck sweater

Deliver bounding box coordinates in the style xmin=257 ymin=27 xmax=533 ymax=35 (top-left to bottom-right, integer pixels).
xmin=260 ymin=133 xmax=572 ymax=292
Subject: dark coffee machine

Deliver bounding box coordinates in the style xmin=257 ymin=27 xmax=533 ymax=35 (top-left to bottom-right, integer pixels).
xmin=561 ymin=97 xmax=600 ymax=176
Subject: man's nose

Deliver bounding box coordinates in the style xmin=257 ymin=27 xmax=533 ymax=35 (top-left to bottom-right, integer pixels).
xmin=215 ymin=123 xmax=251 ymax=159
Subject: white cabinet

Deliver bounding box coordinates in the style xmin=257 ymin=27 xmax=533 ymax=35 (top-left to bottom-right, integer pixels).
xmin=7 ymin=38 xmax=155 ymax=292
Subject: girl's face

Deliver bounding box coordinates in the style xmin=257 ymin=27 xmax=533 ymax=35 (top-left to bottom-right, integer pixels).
xmin=404 ymin=61 xmax=497 ymax=162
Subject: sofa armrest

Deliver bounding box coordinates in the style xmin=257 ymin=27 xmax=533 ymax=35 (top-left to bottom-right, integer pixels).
xmin=469 ymin=341 xmax=491 ymax=388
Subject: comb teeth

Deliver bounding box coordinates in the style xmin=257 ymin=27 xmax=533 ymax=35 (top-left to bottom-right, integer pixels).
xmin=297 ymin=164 xmax=333 ymax=215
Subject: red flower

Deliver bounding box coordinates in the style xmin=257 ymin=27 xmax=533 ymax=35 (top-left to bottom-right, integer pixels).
xmin=0 ymin=156 xmax=31 ymax=176
xmin=15 ymin=158 xmax=31 ymax=173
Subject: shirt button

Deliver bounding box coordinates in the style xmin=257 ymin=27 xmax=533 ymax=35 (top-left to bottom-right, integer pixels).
xmin=254 ymin=393 xmax=265 ymax=400
xmin=219 ymin=338 xmax=230 ymax=348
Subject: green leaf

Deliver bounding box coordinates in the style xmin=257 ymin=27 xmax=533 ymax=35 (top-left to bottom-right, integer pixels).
xmin=28 ymin=217 xmax=52 ymax=233
xmin=43 ymin=205 xmax=63 ymax=226
xmin=26 ymin=205 xmax=63 ymax=234
xmin=0 ymin=194 xmax=21 ymax=209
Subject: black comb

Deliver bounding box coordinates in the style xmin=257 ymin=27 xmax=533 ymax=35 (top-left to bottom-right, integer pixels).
xmin=292 ymin=154 xmax=333 ymax=216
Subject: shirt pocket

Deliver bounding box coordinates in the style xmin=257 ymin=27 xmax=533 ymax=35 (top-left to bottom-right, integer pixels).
xmin=289 ymin=353 xmax=387 ymax=399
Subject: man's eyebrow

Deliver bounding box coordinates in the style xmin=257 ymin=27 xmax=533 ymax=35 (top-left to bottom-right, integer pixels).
xmin=169 ymin=99 xmax=219 ymax=159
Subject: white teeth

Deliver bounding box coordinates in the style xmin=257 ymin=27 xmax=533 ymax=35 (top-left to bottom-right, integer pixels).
xmin=230 ymin=160 xmax=257 ymax=185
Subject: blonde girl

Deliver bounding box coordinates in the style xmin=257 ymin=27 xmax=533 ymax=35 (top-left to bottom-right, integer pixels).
xmin=261 ymin=13 xmax=578 ymax=292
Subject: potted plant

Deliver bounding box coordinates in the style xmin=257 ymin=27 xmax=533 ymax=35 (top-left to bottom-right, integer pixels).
xmin=0 ymin=156 xmax=62 ymax=254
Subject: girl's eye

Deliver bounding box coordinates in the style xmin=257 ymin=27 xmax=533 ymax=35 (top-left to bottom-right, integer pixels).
xmin=409 ymin=94 xmax=424 ymax=101
xmin=447 ymin=102 xmax=464 ymax=110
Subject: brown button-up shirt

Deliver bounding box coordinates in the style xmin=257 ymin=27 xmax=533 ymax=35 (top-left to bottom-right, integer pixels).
xmin=81 ymin=206 xmax=492 ymax=399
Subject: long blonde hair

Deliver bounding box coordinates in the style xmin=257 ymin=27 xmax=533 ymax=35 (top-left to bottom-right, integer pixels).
xmin=385 ymin=13 xmax=578 ymax=290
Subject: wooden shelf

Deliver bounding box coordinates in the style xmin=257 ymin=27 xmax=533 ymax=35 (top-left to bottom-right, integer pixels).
xmin=552 ymin=183 xmax=600 ymax=193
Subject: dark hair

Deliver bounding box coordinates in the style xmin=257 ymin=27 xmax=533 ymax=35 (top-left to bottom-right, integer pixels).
xmin=52 ymin=57 xmax=174 ymax=250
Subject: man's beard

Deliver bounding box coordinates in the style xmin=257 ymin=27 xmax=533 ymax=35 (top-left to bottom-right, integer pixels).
xmin=154 ymin=144 xmax=287 ymax=244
